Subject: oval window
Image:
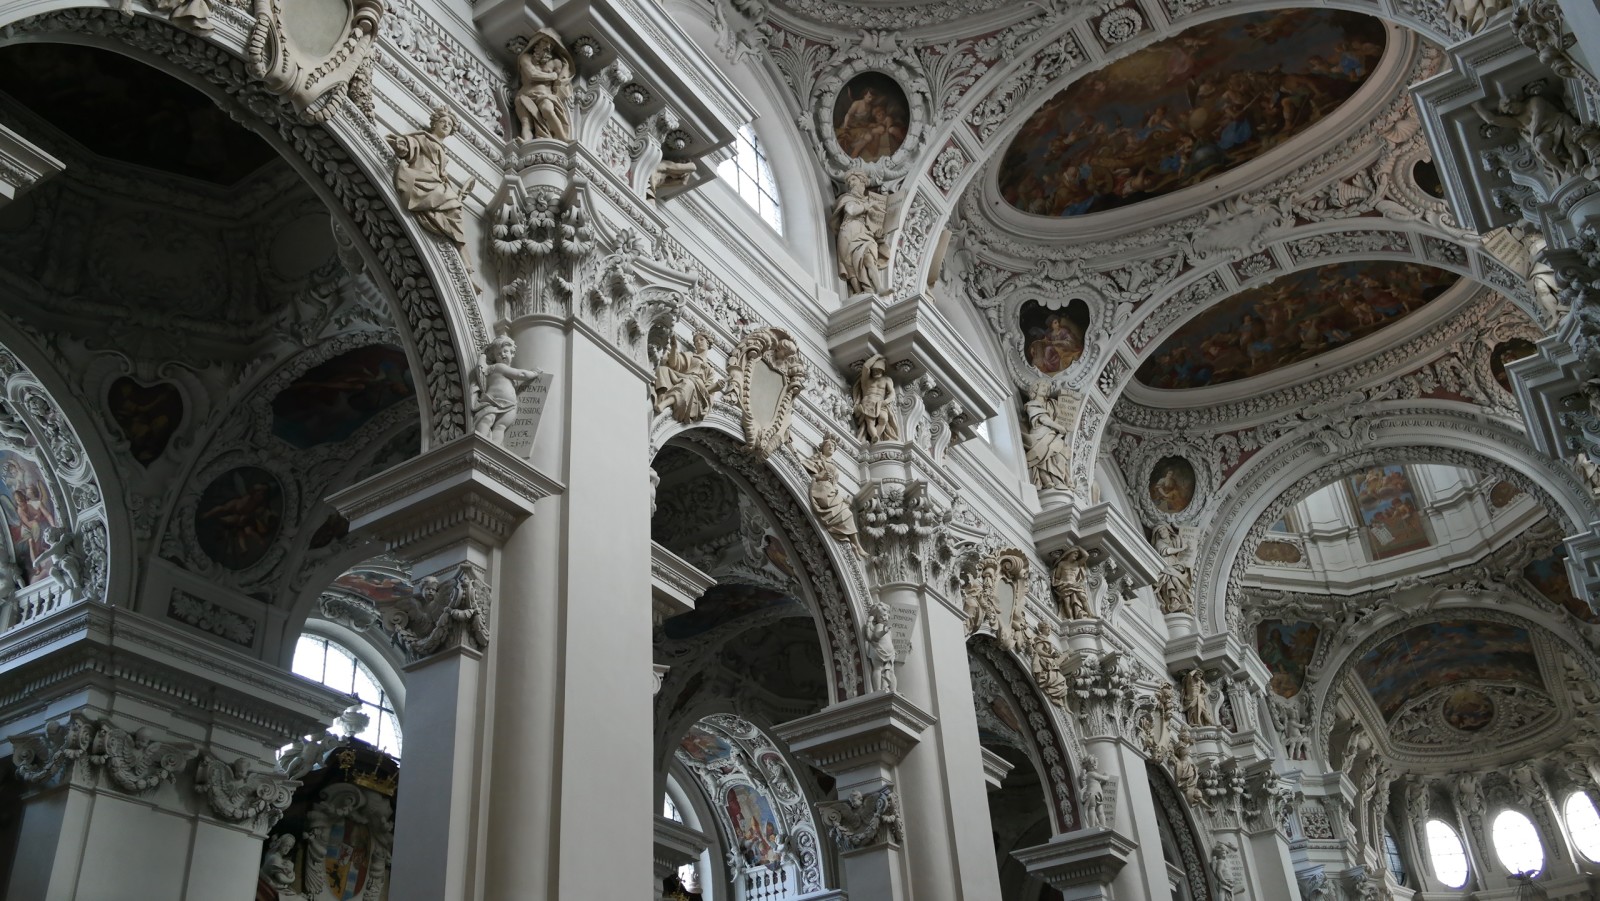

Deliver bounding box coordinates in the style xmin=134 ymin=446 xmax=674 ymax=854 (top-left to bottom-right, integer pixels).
xmin=1425 ymin=819 xmax=1469 ymax=888
xmin=1566 ymin=792 xmax=1600 ymax=862
xmin=1492 ymin=809 xmax=1545 ymax=877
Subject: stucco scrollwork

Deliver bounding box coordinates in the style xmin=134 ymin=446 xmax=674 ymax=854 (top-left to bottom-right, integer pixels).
xmin=194 ymin=751 xmax=299 ymax=827
xmin=817 ymin=784 xmax=903 ymax=850
xmin=726 ymin=327 xmax=808 ymax=460
xmin=383 ymin=562 xmax=491 ymax=659
xmin=246 ymin=0 xmax=383 ymax=121
xmin=11 ymin=713 xmax=197 ymax=794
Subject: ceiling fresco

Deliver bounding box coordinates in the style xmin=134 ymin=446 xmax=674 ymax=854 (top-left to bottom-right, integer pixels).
xmin=996 ymin=9 xmax=1387 ymax=218
xmin=1134 ymin=261 xmax=1459 ymax=389
xmin=1523 ymin=546 xmax=1597 ymax=624
xmin=1345 ymin=465 xmax=1432 ymax=560
xmin=1257 ymin=620 xmax=1320 ymax=698
xmin=270 ymin=345 xmax=416 ymax=449
xmin=0 ymin=43 xmax=278 ymax=186
xmin=1354 ymin=620 xmax=1542 ymax=720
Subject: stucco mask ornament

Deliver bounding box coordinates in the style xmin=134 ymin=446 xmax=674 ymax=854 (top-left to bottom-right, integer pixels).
xmin=725 ymin=327 xmax=807 ymax=459
xmin=515 ymin=29 xmax=575 ymax=142
xmin=851 ymin=353 xmax=900 ymax=444
xmin=652 ymin=330 xmax=724 ymax=423
xmin=472 ymin=335 xmax=547 ymax=445
xmin=387 ymin=108 xmax=482 ymax=292
xmin=1022 ymin=381 xmax=1073 ymax=492
xmin=832 ymin=169 xmax=890 ymax=297
xmin=246 ymin=0 xmax=384 ymax=121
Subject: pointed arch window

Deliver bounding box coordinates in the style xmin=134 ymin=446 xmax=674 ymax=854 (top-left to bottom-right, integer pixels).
xmin=717 ymin=124 xmax=782 ymax=234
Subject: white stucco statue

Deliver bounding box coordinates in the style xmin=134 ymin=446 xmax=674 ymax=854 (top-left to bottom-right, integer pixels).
xmin=1182 ymin=668 xmax=1217 ymax=727
xmin=39 ymin=525 xmax=84 ymax=599
xmin=1474 ymin=92 xmax=1600 ymax=182
xmin=386 ymin=108 xmax=480 ymax=292
xmin=801 ymin=434 xmax=863 ymax=554
xmin=261 ymin=833 xmax=296 ymax=890
xmin=0 ymin=555 xmax=22 ymax=630
xmin=1028 ymin=621 xmax=1069 ymax=707
xmin=1078 ymin=755 xmax=1114 ymax=829
xmin=1211 ymin=841 xmax=1243 ymax=899
xmin=833 ymin=169 xmax=889 ymax=296
xmin=1151 ymin=523 xmax=1194 ymax=615
xmin=1051 ymin=546 xmax=1092 ymax=620
xmin=1022 ymin=381 xmax=1072 ymax=491
xmin=653 ymin=330 xmax=724 ymax=423
xmin=515 ymin=29 xmax=575 ymax=142
xmin=852 ymin=353 xmax=899 ymax=444
xmin=648 ymin=159 xmax=698 ymax=200
xmin=867 ymin=600 xmax=897 ymax=693
xmin=472 ymin=335 xmax=546 ymax=443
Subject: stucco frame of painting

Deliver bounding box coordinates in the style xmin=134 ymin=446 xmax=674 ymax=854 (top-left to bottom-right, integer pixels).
xmin=167 ymin=451 xmax=299 ymax=587
xmin=1010 ymin=290 xmax=1108 ymax=390
xmin=247 ymin=332 xmax=412 ymax=450
xmin=1312 ymin=605 xmax=1590 ymax=767
xmin=0 ymin=8 xmax=480 ymax=448
xmin=812 ymin=52 xmax=931 ymax=186
xmin=1132 ymin=441 xmax=1214 ymax=529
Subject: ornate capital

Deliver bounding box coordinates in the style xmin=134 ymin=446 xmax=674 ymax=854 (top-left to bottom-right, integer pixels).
xmin=1011 ymin=829 xmax=1136 ymax=893
xmin=857 ymin=479 xmax=957 ymax=587
xmin=775 ymin=691 xmax=933 ymax=779
xmin=194 ymin=751 xmax=299 ymax=829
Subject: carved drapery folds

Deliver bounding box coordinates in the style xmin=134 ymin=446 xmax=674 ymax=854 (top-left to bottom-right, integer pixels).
xmin=1151 ymin=523 xmax=1196 ymax=615
xmin=384 ymin=562 xmax=492 ymax=659
xmin=514 ymin=28 xmax=576 ymax=142
xmin=387 ymin=108 xmax=482 ymax=293
xmin=816 ymin=784 xmax=904 ymax=851
xmin=832 ymin=170 xmax=891 ymax=298
xmin=11 ymin=713 xmax=196 ymax=794
xmin=652 ymin=329 xmax=725 ymax=423
xmin=1050 ymin=546 xmax=1093 ymax=620
xmin=1022 ymin=381 xmax=1076 ymax=493
xmin=726 ymin=327 xmax=807 ymax=459
xmin=802 ymin=434 xmax=864 ymax=554
xmin=246 ymin=0 xmax=383 ymax=121
xmin=195 ymin=752 xmax=299 ymax=828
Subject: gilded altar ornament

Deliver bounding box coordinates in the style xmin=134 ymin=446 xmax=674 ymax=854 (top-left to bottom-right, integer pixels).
xmin=246 ymin=0 xmax=383 ymax=121
xmin=387 ymin=109 xmax=482 ymax=292
xmin=1022 ymin=380 xmax=1072 ymax=491
xmin=471 ymin=336 xmax=545 ymax=443
xmin=832 ymin=169 xmax=889 ymax=297
xmin=515 ymin=29 xmax=575 ymax=142
xmin=1151 ymin=522 xmax=1194 ymax=615
xmin=867 ymin=600 xmax=897 ymax=693
xmin=802 ymin=434 xmax=864 ymax=555
xmin=1051 ymin=545 xmax=1092 ymax=620
xmin=851 ymin=353 xmax=900 ymax=443
xmin=653 ymin=330 xmax=724 ymax=423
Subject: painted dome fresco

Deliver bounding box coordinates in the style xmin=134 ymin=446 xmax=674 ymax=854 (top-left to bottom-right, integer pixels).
xmin=1134 ymin=260 xmax=1459 ymax=390
xmin=997 ymin=9 xmax=1387 ymax=218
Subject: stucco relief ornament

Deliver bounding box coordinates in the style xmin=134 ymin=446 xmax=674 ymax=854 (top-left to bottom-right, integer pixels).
xmin=867 ymin=599 xmax=897 ymax=693
xmin=1171 ymin=732 xmax=1203 ymax=808
xmin=261 ymin=834 xmax=296 ymax=890
xmin=962 ymin=564 xmax=1004 ymax=637
xmin=802 ymin=434 xmax=864 ymax=555
xmin=725 ymin=327 xmax=807 ymax=459
xmin=387 ymin=108 xmax=482 ymax=293
xmin=1022 ymin=381 xmax=1073 ymax=493
xmin=0 ymin=555 xmax=21 ymax=630
xmin=1475 ymin=90 xmax=1600 ymax=184
xmin=1151 ymin=523 xmax=1195 ymax=615
xmin=39 ymin=525 xmax=85 ymax=601
xmin=246 ymin=0 xmax=383 ymax=121
xmin=653 ymin=330 xmax=724 ymax=423
xmin=515 ymin=29 xmax=575 ymax=142
xmin=1211 ymin=841 xmax=1243 ymax=900
xmin=817 ymin=785 xmax=903 ymax=850
xmin=833 ymin=169 xmax=891 ymax=297
xmin=1028 ymin=621 xmax=1069 ymax=707
xmin=194 ymin=752 xmax=298 ymax=827
xmin=472 ymin=335 xmax=545 ymax=443
xmin=1050 ymin=546 xmax=1092 ymax=620
xmin=851 ymin=353 xmax=900 ymax=443
xmin=385 ymin=564 xmax=492 ymax=658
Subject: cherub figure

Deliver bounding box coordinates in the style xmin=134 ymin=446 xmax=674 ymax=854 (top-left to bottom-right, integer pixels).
xmin=867 ymin=600 xmax=897 ymax=693
xmin=472 ymin=336 xmax=545 ymax=443
xmin=38 ymin=525 xmax=84 ymax=598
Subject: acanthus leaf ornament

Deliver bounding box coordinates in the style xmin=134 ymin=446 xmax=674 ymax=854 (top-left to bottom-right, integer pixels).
xmin=245 ymin=0 xmax=384 ymax=122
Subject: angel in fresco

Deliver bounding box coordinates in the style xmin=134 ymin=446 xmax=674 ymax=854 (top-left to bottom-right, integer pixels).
xmin=833 ymin=170 xmax=889 ymax=296
xmin=515 ymin=30 xmax=575 ymax=142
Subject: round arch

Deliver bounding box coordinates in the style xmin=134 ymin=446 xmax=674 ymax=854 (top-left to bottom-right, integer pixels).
xmin=1147 ymin=761 xmax=1218 ymax=901
xmin=969 ymin=635 xmax=1082 ymax=834
xmin=654 ymin=420 xmax=872 ymax=701
xmin=1192 ymin=412 xmax=1598 ymax=632
xmin=0 ymin=7 xmax=480 ymax=446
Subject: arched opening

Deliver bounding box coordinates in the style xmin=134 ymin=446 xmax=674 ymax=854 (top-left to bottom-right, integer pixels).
xmin=1147 ymin=763 xmax=1213 ymax=901
xmin=1425 ymin=818 xmax=1470 ymax=889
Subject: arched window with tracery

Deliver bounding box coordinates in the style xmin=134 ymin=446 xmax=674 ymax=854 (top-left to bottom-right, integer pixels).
xmin=717 ymin=125 xmax=783 ymax=234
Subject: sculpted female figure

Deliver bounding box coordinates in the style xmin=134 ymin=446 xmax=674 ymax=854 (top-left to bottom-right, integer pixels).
xmin=653 ymin=330 xmax=724 ymax=423
xmin=516 ymin=30 xmax=575 ymax=142
xmin=387 ymin=108 xmax=480 ymax=291
xmin=833 ymin=170 xmax=888 ymax=296
xmin=1023 ymin=381 xmax=1072 ymax=490
xmin=802 ymin=435 xmax=863 ymax=554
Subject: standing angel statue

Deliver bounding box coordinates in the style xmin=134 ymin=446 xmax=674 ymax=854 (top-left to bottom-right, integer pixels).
xmin=1022 ymin=381 xmax=1072 ymax=491
xmin=386 ymin=108 xmax=481 ymax=292
xmin=833 ymin=170 xmax=889 ymax=296
xmin=653 ymin=330 xmax=724 ymax=423
xmin=472 ymin=335 xmax=545 ymax=443
xmin=1078 ymin=756 xmax=1114 ymax=829
xmin=1473 ymin=92 xmax=1600 ymax=182
xmin=852 ymin=353 xmax=899 ymax=443
xmin=515 ymin=29 xmax=575 ymax=142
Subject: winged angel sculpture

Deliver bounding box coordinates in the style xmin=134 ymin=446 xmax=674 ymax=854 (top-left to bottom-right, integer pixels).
xmin=816 ymin=786 xmax=904 ymax=851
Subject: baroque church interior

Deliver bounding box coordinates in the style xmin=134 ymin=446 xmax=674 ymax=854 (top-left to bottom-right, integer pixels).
xmin=1 ymin=0 xmax=1599 ymax=896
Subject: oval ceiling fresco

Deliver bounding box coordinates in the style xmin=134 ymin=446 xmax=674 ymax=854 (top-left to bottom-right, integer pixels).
xmin=1353 ymin=619 xmax=1541 ymax=721
xmin=1135 ymin=261 xmax=1459 ymax=390
xmin=998 ymin=9 xmax=1387 ymax=218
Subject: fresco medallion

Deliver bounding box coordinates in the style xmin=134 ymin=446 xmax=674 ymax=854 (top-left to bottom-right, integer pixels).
xmin=1256 ymin=620 xmax=1320 ymax=698
xmin=832 ymin=72 xmax=911 ymax=162
xmin=1490 ymin=338 xmax=1537 ymax=393
xmin=195 ymin=466 xmax=283 ymax=570
xmin=107 ymin=377 xmax=183 ymax=466
xmin=998 ymin=9 xmax=1387 ymax=218
xmin=1136 ymin=261 xmax=1458 ymax=389
xmin=1148 ymin=456 xmax=1196 ymax=514
xmin=1020 ymin=299 xmax=1089 ymax=374
xmin=1441 ymin=688 xmax=1494 ymax=732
